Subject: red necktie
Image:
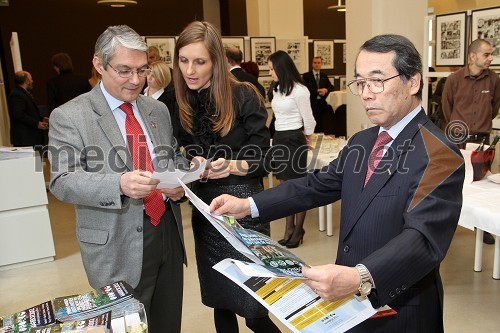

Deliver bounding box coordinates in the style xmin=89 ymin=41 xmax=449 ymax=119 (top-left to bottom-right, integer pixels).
xmin=364 ymin=131 xmax=392 ymax=187
xmin=120 ymin=102 xmax=165 ymax=226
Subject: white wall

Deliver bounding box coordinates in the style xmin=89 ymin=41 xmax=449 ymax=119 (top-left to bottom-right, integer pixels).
xmin=246 ymin=0 xmax=303 ymax=37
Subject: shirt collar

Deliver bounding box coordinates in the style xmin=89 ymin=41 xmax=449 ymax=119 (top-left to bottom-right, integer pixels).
xmin=380 ymin=105 xmax=421 ymax=140
xmin=99 ymin=81 xmax=138 ymax=111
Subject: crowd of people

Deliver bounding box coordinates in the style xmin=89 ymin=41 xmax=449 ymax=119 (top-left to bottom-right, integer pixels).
xmin=7 ymin=18 xmax=499 ymax=333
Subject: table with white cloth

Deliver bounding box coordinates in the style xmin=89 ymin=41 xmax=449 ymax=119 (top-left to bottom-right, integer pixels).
xmin=325 ymin=90 xmax=347 ymax=111
xmin=458 ymin=178 xmax=500 ymax=279
xmin=306 ymin=134 xmax=344 ymax=236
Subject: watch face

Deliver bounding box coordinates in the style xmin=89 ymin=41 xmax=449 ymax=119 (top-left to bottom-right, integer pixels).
xmin=360 ymin=282 xmax=372 ymax=295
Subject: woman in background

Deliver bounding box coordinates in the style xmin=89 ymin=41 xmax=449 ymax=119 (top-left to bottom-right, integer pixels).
xmin=144 ymin=61 xmax=180 ymax=142
xmin=267 ymin=50 xmax=316 ymax=248
xmin=174 ymin=21 xmax=279 ymax=333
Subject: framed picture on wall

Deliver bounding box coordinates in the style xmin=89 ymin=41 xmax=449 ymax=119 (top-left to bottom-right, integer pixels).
xmin=435 ymin=12 xmax=467 ymax=67
xmin=313 ymin=40 xmax=334 ymax=69
xmin=339 ymin=77 xmax=347 ymax=91
xmin=471 ymin=6 xmax=500 ymax=65
xmin=250 ymin=37 xmax=276 ymax=70
xmin=258 ymin=75 xmax=274 ymax=103
xmin=221 ymin=37 xmax=245 ymax=57
xmin=145 ymin=37 xmax=176 ymax=68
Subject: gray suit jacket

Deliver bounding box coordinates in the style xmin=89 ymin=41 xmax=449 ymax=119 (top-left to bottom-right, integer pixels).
xmin=49 ymin=85 xmax=188 ymax=289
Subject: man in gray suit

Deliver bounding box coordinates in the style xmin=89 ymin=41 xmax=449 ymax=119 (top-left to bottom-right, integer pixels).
xmin=49 ymin=25 xmax=188 ymax=333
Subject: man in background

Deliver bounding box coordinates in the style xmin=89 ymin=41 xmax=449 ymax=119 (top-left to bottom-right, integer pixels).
xmin=49 ymin=25 xmax=187 ymax=333
xmin=302 ymin=56 xmax=335 ymax=133
xmin=441 ymin=38 xmax=500 ymax=244
xmin=226 ymin=46 xmax=266 ymax=98
xmin=47 ymin=52 xmax=91 ymax=113
xmin=8 ymin=71 xmax=47 ymax=148
xmin=148 ymin=45 xmax=161 ymax=65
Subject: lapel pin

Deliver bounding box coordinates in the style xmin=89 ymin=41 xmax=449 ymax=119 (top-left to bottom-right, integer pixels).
xmin=151 ymin=122 xmax=157 ymax=128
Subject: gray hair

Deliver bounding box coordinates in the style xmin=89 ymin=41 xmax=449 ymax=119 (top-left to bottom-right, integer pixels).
xmin=94 ymin=25 xmax=147 ymax=68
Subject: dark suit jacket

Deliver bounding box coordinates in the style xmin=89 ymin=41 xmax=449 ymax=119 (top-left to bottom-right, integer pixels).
xmin=49 ymin=85 xmax=188 ymax=289
xmin=253 ymin=110 xmax=465 ymax=333
xmin=302 ymin=70 xmax=335 ymax=107
xmin=47 ymin=71 xmax=92 ymax=112
xmin=231 ymin=67 xmax=266 ymax=98
xmin=7 ymin=86 xmax=44 ymax=146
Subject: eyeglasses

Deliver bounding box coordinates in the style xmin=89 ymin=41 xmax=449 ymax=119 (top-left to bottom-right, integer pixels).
xmin=107 ymin=63 xmax=151 ymax=78
xmin=347 ymin=74 xmax=402 ymax=96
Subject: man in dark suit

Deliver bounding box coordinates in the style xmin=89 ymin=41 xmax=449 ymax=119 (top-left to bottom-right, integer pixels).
xmin=49 ymin=25 xmax=188 ymax=333
xmin=303 ymin=56 xmax=335 ymax=133
xmin=8 ymin=71 xmax=47 ymax=147
xmin=226 ymin=46 xmax=266 ymax=98
xmin=210 ymin=34 xmax=465 ymax=332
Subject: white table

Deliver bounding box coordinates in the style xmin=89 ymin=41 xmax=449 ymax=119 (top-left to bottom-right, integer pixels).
xmin=458 ymin=178 xmax=500 ymax=279
xmin=307 ymin=134 xmax=343 ymax=236
xmin=325 ymin=90 xmax=346 ymax=111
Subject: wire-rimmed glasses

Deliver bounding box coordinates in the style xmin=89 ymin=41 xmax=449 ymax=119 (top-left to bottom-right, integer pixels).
xmin=347 ymin=74 xmax=402 ymax=96
xmin=107 ymin=63 xmax=151 ymax=78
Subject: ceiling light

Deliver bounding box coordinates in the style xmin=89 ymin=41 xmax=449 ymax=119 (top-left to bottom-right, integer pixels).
xmin=97 ymin=0 xmax=138 ymax=7
xmin=328 ymin=0 xmax=346 ymax=12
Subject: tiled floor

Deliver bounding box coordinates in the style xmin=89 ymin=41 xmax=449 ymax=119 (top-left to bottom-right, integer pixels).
xmin=1 ymin=178 xmax=499 ymax=332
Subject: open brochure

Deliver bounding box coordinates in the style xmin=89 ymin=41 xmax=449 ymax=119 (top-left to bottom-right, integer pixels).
xmin=214 ymin=259 xmax=376 ymax=333
xmin=178 ymin=179 xmax=306 ymax=278
xmin=152 ymin=158 xmax=211 ymax=189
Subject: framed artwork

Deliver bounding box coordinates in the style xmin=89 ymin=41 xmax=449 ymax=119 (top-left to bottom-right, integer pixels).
xmin=258 ymin=75 xmax=275 ymax=103
xmin=328 ymin=76 xmax=335 ymax=86
xmin=145 ymin=37 xmax=176 ymax=67
xmin=313 ymin=40 xmax=334 ymax=69
xmin=250 ymin=37 xmax=276 ymax=70
xmin=340 ymin=77 xmax=347 ymax=91
xmin=471 ymin=6 xmax=500 ymax=65
xmin=221 ymin=37 xmax=245 ymax=57
xmin=435 ymin=12 xmax=467 ymax=66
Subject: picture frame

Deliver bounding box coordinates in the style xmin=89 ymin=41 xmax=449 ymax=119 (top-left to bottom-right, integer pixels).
xmin=340 ymin=77 xmax=347 ymax=91
xmin=471 ymin=6 xmax=500 ymax=66
xmin=221 ymin=37 xmax=246 ymax=58
xmin=250 ymin=37 xmax=276 ymax=70
xmin=145 ymin=37 xmax=176 ymax=68
xmin=257 ymin=75 xmax=275 ymax=103
xmin=313 ymin=40 xmax=334 ymax=69
xmin=435 ymin=12 xmax=467 ymax=66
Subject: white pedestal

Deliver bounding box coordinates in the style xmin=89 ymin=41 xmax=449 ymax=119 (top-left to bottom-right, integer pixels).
xmin=0 ymin=155 xmax=55 ymax=270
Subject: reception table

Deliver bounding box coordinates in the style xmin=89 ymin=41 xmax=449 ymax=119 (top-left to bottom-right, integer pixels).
xmin=325 ymin=90 xmax=346 ymax=111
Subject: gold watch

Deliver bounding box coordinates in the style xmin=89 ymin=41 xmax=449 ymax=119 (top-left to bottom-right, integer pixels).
xmin=355 ymin=264 xmax=373 ymax=298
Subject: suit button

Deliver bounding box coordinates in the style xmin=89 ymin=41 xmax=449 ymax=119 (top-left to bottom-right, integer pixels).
xmin=389 ymin=291 xmax=395 ymax=298
xmin=136 ymin=226 xmax=143 ymax=232
xmin=343 ymin=245 xmax=350 ymax=253
xmin=396 ymin=288 xmax=401 ymax=294
xmin=401 ymin=284 xmax=407 ymax=291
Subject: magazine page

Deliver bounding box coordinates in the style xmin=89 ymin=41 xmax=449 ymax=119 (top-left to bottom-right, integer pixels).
xmin=152 ymin=158 xmax=210 ymax=189
xmin=52 ymin=281 xmax=135 ymax=322
xmin=28 ymin=311 xmax=111 ymax=333
xmin=178 ymin=179 xmax=307 ymax=278
xmin=0 ymin=301 xmax=56 ymax=333
xmin=214 ymin=259 xmax=376 ymax=333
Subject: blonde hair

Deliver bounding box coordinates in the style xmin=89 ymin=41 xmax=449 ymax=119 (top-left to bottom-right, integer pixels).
xmin=149 ymin=61 xmax=171 ymax=89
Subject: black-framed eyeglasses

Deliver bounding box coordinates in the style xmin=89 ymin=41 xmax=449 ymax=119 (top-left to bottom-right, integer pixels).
xmin=107 ymin=63 xmax=151 ymax=78
xmin=347 ymin=74 xmax=402 ymax=96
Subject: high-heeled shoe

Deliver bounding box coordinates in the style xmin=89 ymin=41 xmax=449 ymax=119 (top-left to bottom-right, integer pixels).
xmin=278 ymin=234 xmax=292 ymax=246
xmin=286 ymin=229 xmax=305 ymax=248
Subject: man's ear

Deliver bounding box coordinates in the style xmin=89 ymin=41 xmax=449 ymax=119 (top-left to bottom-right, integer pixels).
xmin=92 ymin=56 xmax=104 ymax=75
xmin=409 ymin=73 xmax=421 ymax=94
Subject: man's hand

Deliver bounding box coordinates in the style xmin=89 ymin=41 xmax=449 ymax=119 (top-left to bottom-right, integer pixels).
xmin=37 ymin=121 xmax=49 ymax=130
xmin=158 ymin=186 xmax=185 ymax=202
xmin=120 ymin=170 xmax=159 ymax=199
xmin=210 ymin=194 xmax=251 ymax=219
xmin=302 ymin=264 xmax=360 ymax=301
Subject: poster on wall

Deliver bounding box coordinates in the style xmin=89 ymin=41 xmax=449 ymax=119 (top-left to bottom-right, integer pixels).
xmin=258 ymin=75 xmax=274 ymax=104
xmin=435 ymin=12 xmax=467 ymax=66
xmin=251 ymin=37 xmax=276 ymax=70
xmin=313 ymin=40 xmax=334 ymax=69
xmin=471 ymin=6 xmax=500 ymax=66
xmin=145 ymin=37 xmax=176 ymax=68
xmin=221 ymin=37 xmax=245 ymax=58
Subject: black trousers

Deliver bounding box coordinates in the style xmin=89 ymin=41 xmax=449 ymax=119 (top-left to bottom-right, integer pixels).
xmin=134 ymin=205 xmax=184 ymax=333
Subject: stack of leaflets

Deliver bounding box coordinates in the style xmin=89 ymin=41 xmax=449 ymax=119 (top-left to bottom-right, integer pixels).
xmin=0 ymin=282 xmax=136 ymax=333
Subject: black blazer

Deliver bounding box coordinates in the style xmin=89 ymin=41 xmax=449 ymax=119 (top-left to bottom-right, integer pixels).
xmin=253 ymin=110 xmax=465 ymax=332
xmin=47 ymin=71 xmax=91 ymax=112
xmin=231 ymin=67 xmax=266 ymax=98
xmin=302 ymin=70 xmax=335 ymax=105
xmin=7 ymin=86 xmax=44 ymax=146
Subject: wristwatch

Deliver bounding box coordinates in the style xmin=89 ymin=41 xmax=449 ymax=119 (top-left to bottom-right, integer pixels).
xmin=355 ymin=264 xmax=373 ymax=297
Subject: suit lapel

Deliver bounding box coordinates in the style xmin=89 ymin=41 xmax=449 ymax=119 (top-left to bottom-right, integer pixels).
xmin=341 ymin=110 xmax=429 ymax=240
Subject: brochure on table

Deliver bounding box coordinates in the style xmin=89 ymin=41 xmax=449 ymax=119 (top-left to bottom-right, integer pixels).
xmin=178 ymin=179 xmax=306 ymax=278
xmin=214 ymin=259 xmax=376 ymax=333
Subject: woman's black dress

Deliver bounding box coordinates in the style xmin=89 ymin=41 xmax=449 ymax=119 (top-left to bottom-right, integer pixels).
xmin=182 ymin=85 xmax=272 ymax=318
